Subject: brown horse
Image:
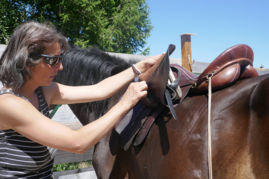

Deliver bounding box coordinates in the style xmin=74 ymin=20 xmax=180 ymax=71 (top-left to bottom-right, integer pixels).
xmin=55 ymin=45 xmax=269 ymax=179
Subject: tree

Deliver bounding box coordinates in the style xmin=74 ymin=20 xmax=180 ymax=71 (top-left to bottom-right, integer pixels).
xmin=0 ymin=1 xmax=27 ymax=44
xmin=0 ymin=0 xmax=152 ymax=54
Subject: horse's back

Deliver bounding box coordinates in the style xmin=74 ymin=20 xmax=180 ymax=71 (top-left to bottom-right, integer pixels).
xmin=116 ymin=74 xmax=269 ymax=179
xmin=247 ymin=74 xmax=269 ymax=178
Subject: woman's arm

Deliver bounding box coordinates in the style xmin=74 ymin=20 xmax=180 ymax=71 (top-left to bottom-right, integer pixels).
xmin=49 ymin=54 xmax=164 ymax=105
xmin=0 ymin=81 xmax=147 ymax=154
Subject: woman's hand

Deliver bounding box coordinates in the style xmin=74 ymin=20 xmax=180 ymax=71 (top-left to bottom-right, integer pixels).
xmin=118 ymin=81 xmax=148 ymax=109
xmin=134 ymin=54 xmax=165 ymax=74
xmin=132 ymin=53 xmax=165 ymax=81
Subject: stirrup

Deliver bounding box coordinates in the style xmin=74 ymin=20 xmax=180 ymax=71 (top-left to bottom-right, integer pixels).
xmin=165 ymin=66 xmax=182 ymax=120
xmin=167 ymin=67 xmax=182 ymax=101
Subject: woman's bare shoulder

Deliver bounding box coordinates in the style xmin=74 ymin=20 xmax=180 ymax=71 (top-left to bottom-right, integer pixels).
xmin=0 ymin=94 xmax=29 ymax=129
xmin=0 ymin=93 xmax=23 ymax=105
xmin=0 ymin=94 xmax=31 ymax=115
xmin=0 ymin=94 xmax=33 ymax=129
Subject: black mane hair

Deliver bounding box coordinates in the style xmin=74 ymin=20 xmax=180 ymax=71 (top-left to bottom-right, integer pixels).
xmin=54 ymin=47 xmax=131 ymax=125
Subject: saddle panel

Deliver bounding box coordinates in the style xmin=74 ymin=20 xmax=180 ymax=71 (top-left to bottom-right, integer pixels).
xmin=193 ymin=63 xmax=241 ymax=92
xmin=170 ymin=64 xmax=197 ymax=100
xmin=239 ymin=64 xmax=258 ymax=79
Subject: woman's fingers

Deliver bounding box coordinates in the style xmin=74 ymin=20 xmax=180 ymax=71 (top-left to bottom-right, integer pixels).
xmin=120 ymin=81 xmax=148 ymax=109
xmin=137 ymin=53 xmax=166 ymax=81
xmin=130 ymin=81 xmax=148 ymax=98
xmin=138 ymin=80 xmax=148 ymax=91
xmin=146 ymin=53 xmax=165 ymax=66
xmin=135 ymin=53 xmax=165 ymax=74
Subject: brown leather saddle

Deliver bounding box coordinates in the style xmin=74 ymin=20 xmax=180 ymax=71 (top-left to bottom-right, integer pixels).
xmin=171 ymin=44 xmax=258 ymax=102
xmin=116 ymin=44 xmax=258 ymax=151
xmin=142 ymin=43 xmax=258 ymax=120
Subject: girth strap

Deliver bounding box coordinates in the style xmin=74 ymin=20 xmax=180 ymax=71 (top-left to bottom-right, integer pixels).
xmin=165 ymin=89 xmax=178 ymax=120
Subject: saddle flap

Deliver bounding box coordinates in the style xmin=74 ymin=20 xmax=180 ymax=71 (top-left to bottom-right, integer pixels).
xmin=143 ymin=44 xmax=176 ymax=106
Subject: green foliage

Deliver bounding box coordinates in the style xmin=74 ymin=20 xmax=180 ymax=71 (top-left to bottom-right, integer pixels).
xmin=0 ymin=0 xmax=152 ymax=54
xmin=0 ymin=1 xmax=25 ymax=44
xmin=53 ymin=160 xmax=92 ymax=172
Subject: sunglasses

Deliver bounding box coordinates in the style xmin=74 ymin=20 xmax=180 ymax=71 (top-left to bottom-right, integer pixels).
xmin=40 ymin=54 xmax=63 ymax=66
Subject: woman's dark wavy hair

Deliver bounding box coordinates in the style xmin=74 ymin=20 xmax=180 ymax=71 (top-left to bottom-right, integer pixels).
xmin=0 ymin=21 xmax=69 ymax=91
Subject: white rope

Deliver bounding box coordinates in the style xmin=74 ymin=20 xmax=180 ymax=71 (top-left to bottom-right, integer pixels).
xmin=207 ymin=75 xmax=213 ymax=179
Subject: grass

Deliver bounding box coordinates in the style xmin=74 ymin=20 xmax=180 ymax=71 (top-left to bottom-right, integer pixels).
xmin=53 ymin=160 xmax=93 ymax=172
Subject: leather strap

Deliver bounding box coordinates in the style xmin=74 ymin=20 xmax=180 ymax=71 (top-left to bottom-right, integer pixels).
xmin=165 ymin=89 xmax=178 ymax=120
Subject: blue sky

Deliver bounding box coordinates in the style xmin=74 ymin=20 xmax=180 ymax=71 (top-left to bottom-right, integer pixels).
xmin=145 ymin=0 xmax=269 ymax=68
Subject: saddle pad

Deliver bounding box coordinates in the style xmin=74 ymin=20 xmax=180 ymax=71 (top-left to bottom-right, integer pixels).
xmin=115 ymin=101 xmax=165 ymax=150
xmin=115 ymin=101 xmax=153 ymax=150
xmin=133 ymin=108 xmax=165 ymax=147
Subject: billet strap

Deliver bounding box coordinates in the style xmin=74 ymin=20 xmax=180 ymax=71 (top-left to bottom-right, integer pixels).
xmin=163 ymin=44 xmax=179 ymax=120
xmin=165 ymin=89 xmax=178 ymax=120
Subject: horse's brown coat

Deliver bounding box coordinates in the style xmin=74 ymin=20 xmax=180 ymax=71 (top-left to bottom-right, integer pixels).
xmin=93 ymin=74 xmax=269 ymax=179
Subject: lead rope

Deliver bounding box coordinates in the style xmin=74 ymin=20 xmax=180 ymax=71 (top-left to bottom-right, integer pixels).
xmin=207 ymin=74 xmax=213 ymax=179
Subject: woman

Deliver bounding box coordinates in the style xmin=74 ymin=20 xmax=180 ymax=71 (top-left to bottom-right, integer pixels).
xmin=0 ymin=21 xmax=163 ymax=178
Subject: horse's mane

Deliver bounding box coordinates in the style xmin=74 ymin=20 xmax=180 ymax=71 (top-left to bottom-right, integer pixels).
xmin=54 ymin=46 xmax=131 ymax=125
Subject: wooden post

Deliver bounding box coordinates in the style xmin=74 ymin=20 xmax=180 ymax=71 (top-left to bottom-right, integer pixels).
xmin=181 ymin=33 xmax=194 ymax=72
